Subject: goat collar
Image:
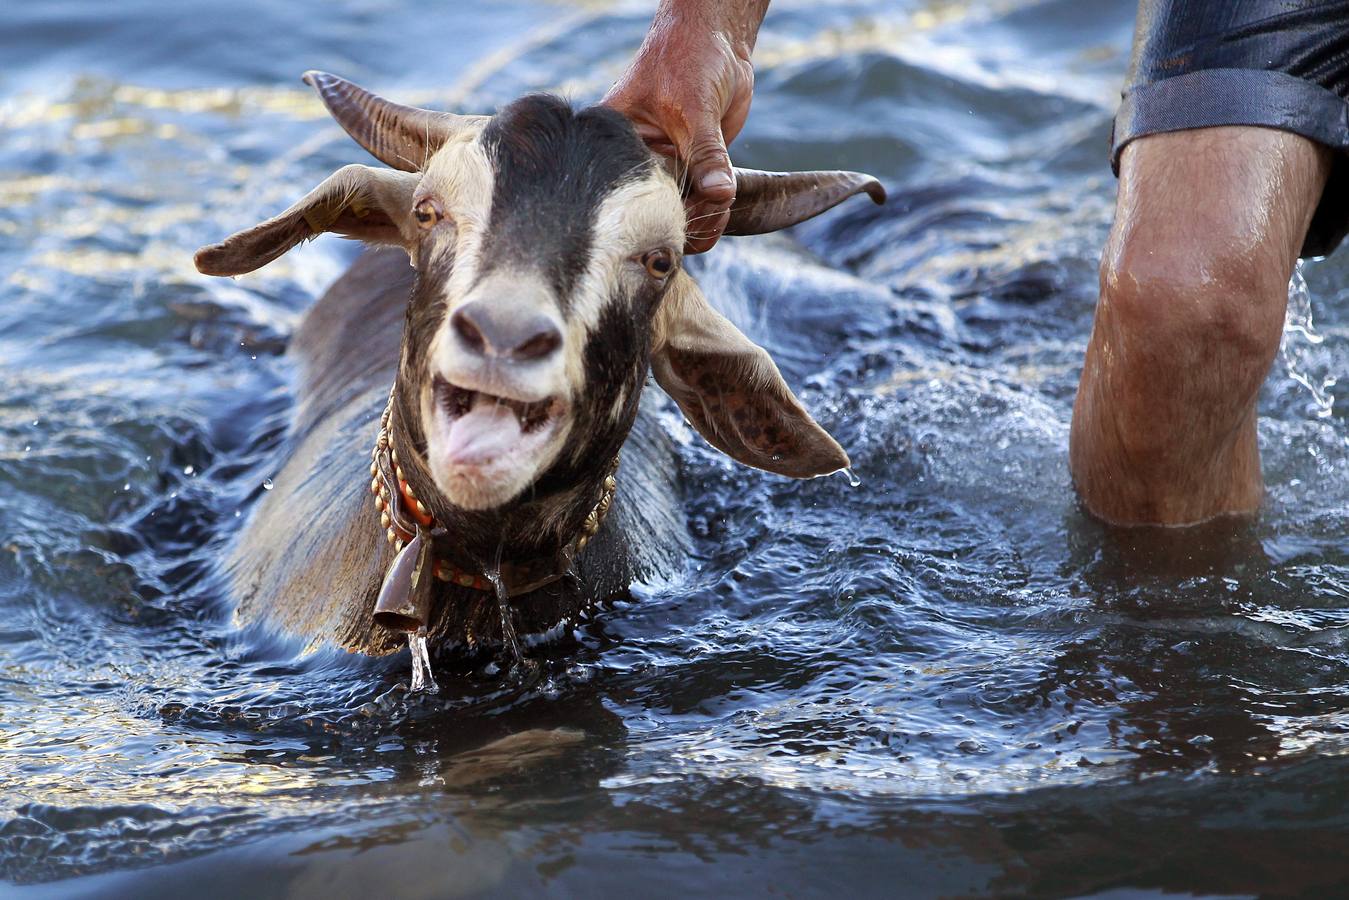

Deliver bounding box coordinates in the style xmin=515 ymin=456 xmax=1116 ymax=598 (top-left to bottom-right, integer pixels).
xmin=366 ymin=387 xmax=618 ymax=634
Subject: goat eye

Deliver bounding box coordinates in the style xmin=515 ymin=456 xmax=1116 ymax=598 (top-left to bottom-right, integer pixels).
xmin=641 ymin=248 xmax=674 ymax=279
xmin=413 ymin=198 xmax=443 ymax=229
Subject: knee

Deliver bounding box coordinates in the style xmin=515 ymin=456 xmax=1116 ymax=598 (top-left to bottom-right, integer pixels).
xmin=1086 ymin=228 xmax=1291 ymax=468
xmin=1098 ymin=228 xmax=1289 ymax=370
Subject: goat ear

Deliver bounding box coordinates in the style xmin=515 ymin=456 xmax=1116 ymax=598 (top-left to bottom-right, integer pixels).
xmin=721 ymin=168 xmax=885 ymax=238
xmin=651 ymin=271 xmax=849 ymax=479
xmin=194 ymin=165 xmax=419 ymax=276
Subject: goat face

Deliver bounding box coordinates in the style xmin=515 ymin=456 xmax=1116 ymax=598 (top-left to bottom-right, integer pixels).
xmin=408 ymin=96 xmax=683 ymax=510
xmin=195 ymin=73 xmax=885 ymax=515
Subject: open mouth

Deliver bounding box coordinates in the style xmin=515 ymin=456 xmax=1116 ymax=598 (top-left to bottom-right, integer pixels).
xmin=433 ymin=375 xmax=557 ymax=435
xmin=428 ymin=374 xmax=566 ymax=483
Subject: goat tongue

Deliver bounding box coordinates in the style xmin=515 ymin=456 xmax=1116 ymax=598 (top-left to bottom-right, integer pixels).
xmin=444 ymin=402 xmax=523 ymax=466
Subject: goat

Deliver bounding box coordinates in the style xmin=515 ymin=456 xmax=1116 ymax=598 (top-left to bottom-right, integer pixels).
xmin=194 ymin=72 xmax=884 ymax=667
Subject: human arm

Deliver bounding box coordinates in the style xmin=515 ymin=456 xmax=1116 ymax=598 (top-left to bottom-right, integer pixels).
xmin=603 ymin=0 xmax=769 ymax=253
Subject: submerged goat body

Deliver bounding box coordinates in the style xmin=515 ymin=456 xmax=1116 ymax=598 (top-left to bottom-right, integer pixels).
xmin=197 ymin=73 xmax=883 ymax=656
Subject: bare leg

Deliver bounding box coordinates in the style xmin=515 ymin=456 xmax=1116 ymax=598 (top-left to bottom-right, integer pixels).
xmin=1070 ymin=127 xmax=1332 ymax=526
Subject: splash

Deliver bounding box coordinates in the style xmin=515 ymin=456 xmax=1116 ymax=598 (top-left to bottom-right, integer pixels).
xmin=407 ymin=629 xmax=438 ymax=694
xmin=485 ymin=569 xmax=530 ymax=677
xmin=1281 ymin=263 xmax=1336 ymax=418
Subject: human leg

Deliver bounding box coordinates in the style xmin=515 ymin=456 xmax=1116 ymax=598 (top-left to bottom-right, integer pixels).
xmin=1069 ymin=126 xmax=1331 ymax=525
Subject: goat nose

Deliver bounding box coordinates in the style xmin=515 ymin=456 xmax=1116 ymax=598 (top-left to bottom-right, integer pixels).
xmin=451 ymin=301 xmax=562 ymax=361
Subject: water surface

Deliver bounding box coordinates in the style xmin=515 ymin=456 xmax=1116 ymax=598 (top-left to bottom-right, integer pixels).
xmin=2 ymin=1 xmax=1348 ymax=896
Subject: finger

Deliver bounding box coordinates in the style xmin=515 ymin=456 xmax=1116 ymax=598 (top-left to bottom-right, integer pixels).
xmin=683 ymin=196 xmax=731 ymax=255
xmin=684 ymin=132 xmax=736 ymax=204
xmin=681 ymin=132 xmax=735 ymax=252
xmin=719 ymin=65 xmax=755 ymax=147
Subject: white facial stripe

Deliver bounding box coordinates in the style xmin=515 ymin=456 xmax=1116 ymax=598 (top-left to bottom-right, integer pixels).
xmin=560 ymin=170 xmax=685 ymax=396
xmin=419 ymin=137 xmax=494 ymax=379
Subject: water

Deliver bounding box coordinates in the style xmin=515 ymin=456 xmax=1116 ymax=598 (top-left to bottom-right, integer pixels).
xmin=486 ymin=570 xmax=531 ymax=680
xmin=1283 ymin=262 xmax=1338 ymax=420
xmin=1 ymin=0 xmax=1347 ymax=896
xmin=407 ymin=631 xmax=439 ymax=695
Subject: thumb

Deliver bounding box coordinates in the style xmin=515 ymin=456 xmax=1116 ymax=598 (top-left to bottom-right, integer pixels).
xmin=680 ymin=128 xmax=736 ymax=253
xmin=683 ymin=130 xmax=736 ymax=205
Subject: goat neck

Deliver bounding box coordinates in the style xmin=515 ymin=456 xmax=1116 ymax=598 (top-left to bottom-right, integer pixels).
xmin=385 ymin=373 xmax=617 ymax=589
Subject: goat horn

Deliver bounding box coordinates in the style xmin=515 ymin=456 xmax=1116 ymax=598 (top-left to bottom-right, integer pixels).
xmin=302 ymin=70 xmax=487 ymax=173
xmin=723 ymin=168 xmax=886 ymax=236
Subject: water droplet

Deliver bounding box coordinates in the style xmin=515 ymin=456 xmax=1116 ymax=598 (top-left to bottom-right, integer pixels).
xmin=183 ymin=465 xmax=194 ymax=476
xmin=487 ymin=568 xmax=533 ymax=679
xmin=234 ymin=510 xmax=241 ymax=518
xmin=262 ymin=478 xmax=274 ymax=491
xmin=841 ymin=467 xmax=862 ymax=488
xmin=408 ymin=630 xmax=439 ymax=693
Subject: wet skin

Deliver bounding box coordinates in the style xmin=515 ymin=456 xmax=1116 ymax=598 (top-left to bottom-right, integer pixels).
xmin=1071 ymin=125 xmax=1333 ymax=526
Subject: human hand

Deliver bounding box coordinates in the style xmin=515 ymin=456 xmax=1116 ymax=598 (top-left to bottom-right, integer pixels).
xmin=603 ymin=1 xmax=765 ymax=253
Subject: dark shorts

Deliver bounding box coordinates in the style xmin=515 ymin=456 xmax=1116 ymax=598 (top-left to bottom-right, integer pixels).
xmin=1112 ymin=1 xmax=1349 ymax=257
